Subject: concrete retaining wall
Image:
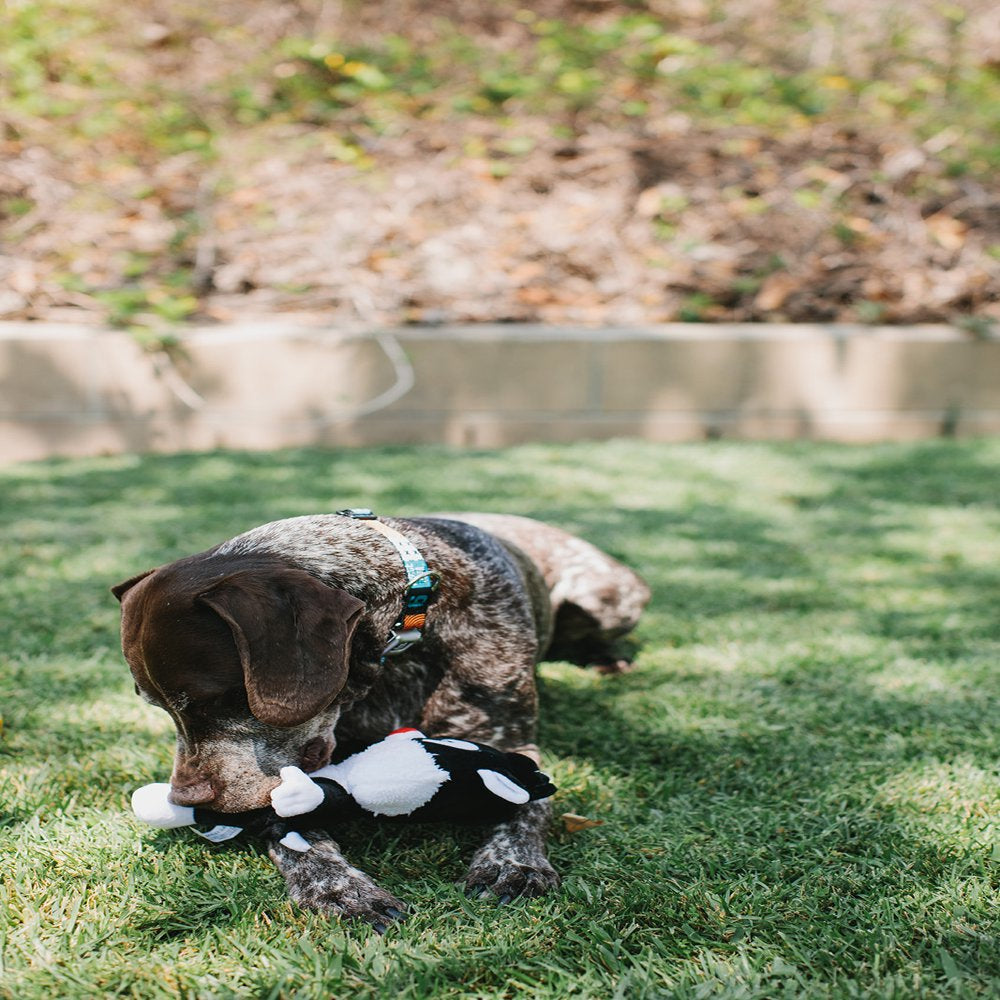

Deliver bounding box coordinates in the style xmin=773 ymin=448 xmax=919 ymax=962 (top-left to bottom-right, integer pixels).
xmin=2 ymin=321 xmax=999 ymax=462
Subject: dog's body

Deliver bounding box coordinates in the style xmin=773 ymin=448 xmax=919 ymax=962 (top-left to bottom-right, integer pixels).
xmin=114 ymin=513 xmax=648 ymax=925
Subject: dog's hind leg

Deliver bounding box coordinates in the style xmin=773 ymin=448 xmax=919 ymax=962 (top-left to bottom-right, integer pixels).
xmin=451 ymin=513 xmax=651 ymax=673
xmin=544 ymin=563 xmax=651 ymax=673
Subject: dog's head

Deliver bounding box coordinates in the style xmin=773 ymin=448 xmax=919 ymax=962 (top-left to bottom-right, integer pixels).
xmin=113 ymin=555 xmax=365 ymax=812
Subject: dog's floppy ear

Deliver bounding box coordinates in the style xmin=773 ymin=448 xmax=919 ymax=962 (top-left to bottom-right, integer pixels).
xmin=197 ymin=568 xmax=365 ymax=727
xmin=111 ymin=569 xmax=156 ymax=602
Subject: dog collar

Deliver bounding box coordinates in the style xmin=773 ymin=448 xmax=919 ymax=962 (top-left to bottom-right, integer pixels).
xmin=336 ymin=509 xmax=439 ymax=659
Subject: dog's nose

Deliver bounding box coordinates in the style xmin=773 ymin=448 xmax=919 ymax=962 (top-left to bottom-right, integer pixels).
xmin=169 ymin=779 xmax=215 ymax=806
xmin=168 ymin=771 xmax=216 ymax=806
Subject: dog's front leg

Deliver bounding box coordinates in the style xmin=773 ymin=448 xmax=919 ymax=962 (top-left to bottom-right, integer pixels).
xmin=420 ymin=661 xmax=561 ymax=901
xmin=465 ymin=798 xmax=560 ymax=901
xmin=268 ymin=830 xmax=407 ymax=929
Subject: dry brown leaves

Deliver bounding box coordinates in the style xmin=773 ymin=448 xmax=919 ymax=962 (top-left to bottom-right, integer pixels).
xmin=4 ymin=116 xmax=999 ymax=330
xmin=199 ymin=120 xmax=1000 ymax=328
xmin=2 ymin=0 xmax=999 ymax=330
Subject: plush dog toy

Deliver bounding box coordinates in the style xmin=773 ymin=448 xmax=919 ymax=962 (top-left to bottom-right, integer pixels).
xmin=131 ymin=728 xmax=556 ymax=852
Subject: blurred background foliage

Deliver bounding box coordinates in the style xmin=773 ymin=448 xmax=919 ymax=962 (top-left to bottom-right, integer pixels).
xmin=1 ymin=0 xmax=999 ymax=334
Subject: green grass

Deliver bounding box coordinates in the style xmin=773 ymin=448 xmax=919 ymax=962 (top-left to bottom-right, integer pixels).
xmin=1 ymin=440 xmax=998 ymax=998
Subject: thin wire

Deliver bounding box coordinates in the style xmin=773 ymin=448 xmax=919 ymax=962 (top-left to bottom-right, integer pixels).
xmin=152 ymin=331 xmax=415 ymax=427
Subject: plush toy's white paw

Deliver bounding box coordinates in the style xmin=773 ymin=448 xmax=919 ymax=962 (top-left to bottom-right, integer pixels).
xmin=271 ymin=766 xmax=325 ymax=817
xmin=278 ymin=831 xmax=313 ymax=852
xmin=131 ymin=783 xmax=196 ymax=828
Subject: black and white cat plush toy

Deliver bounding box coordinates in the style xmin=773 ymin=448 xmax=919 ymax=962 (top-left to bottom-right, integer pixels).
xmin=131 ymin=728 xmax=557 ymax=852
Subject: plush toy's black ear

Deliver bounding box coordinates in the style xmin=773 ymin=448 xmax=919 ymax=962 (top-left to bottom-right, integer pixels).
xmin=111 ymin=569 xmax=156 ymax=602
xmin=197 ymin=568 xmax=365 ymax=727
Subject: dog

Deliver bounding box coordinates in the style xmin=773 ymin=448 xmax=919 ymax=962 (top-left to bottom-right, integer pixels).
xmin=113 ymin=512 xmax=649 ymax=926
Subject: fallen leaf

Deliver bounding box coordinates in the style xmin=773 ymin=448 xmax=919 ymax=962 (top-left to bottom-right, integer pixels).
xmin=562 ymin=812 xmax=605 ymax=833
xmin=754 ymin=272 xmax=801 ymax=311
xmin=882 ymin=147 xmax=926 ymax=180
xmin=517 ymin=285 xmax=555 ymax=305
xmin=926 ymin=214 xmax=967 ymax=251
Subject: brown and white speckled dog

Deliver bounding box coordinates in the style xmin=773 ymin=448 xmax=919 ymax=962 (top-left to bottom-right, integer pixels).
xmin=113 ymin=512 xmax=649 ymax=927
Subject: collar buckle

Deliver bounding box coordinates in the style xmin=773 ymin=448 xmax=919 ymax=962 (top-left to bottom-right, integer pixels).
xmin=336 ymin=509 xmax=440 ymax=661
xmin=336 ymin=507 xmax=377 ymax=520
xmin=381 ymin=628 xmax=423 ymax=657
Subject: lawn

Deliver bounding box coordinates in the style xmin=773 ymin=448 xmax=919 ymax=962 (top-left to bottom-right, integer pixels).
xmin=1 ymin=439 xmax=998 ymax=998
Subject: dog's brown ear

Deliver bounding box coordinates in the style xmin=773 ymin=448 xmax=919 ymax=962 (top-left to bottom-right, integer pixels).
xmin=111 ymin=569 xmax=156 ymax=602
xmin=197 ymin=568 xmax=365 ymax=727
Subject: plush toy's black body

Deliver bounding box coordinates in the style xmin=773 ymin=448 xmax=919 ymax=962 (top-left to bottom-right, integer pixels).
xmin=185 ymin=734 xmax=557 ymax=844
xmin=391 ymin=741 xmax=556 ymax=824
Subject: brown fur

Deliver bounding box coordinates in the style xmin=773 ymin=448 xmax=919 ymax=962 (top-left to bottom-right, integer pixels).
xmin=114 ymin=513 xmax=649 ymax=924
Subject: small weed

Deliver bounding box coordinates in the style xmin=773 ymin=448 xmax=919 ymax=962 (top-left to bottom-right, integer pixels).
xmin=679 ymin=291 xmax=717 ymax=321
xmin=854 ymin=299 xmax=888 ymax=323
xmin=94 ymin=284 xmax=199 ymax=334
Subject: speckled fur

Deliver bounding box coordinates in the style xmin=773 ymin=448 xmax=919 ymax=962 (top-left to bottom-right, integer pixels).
xmin=465 ymin=799 xmax=560 ymax=899
xmin=268 ymin=830 xmax=407 ymax=927
xmin=115 ymin=512 xmax=648 ymax=924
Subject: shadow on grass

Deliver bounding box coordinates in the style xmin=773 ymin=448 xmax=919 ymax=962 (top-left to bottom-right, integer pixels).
xmin=2 ymin=441 xmax=998 ymax=988
xmin=536 ymin=661 xmax=998 ymax=982
xmin=812 ymin=441 xmax=1000 ymax=509
xmin=538 ymin=660 xmax=997 ymax=779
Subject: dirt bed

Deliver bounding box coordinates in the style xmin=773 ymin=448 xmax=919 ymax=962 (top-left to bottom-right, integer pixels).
xmin=2 ymin=0 xmax=998 ymax=331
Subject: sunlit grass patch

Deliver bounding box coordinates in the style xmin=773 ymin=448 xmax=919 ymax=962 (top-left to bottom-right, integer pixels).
xmin=1 ymin=439 xmax=998 ymax=998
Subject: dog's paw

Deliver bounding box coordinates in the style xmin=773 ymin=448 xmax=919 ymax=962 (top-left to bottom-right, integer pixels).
xmin=464 ymin=845 xmax=560 ymax=902
xmin=269 ymin=836 xmax=407 ymax=931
